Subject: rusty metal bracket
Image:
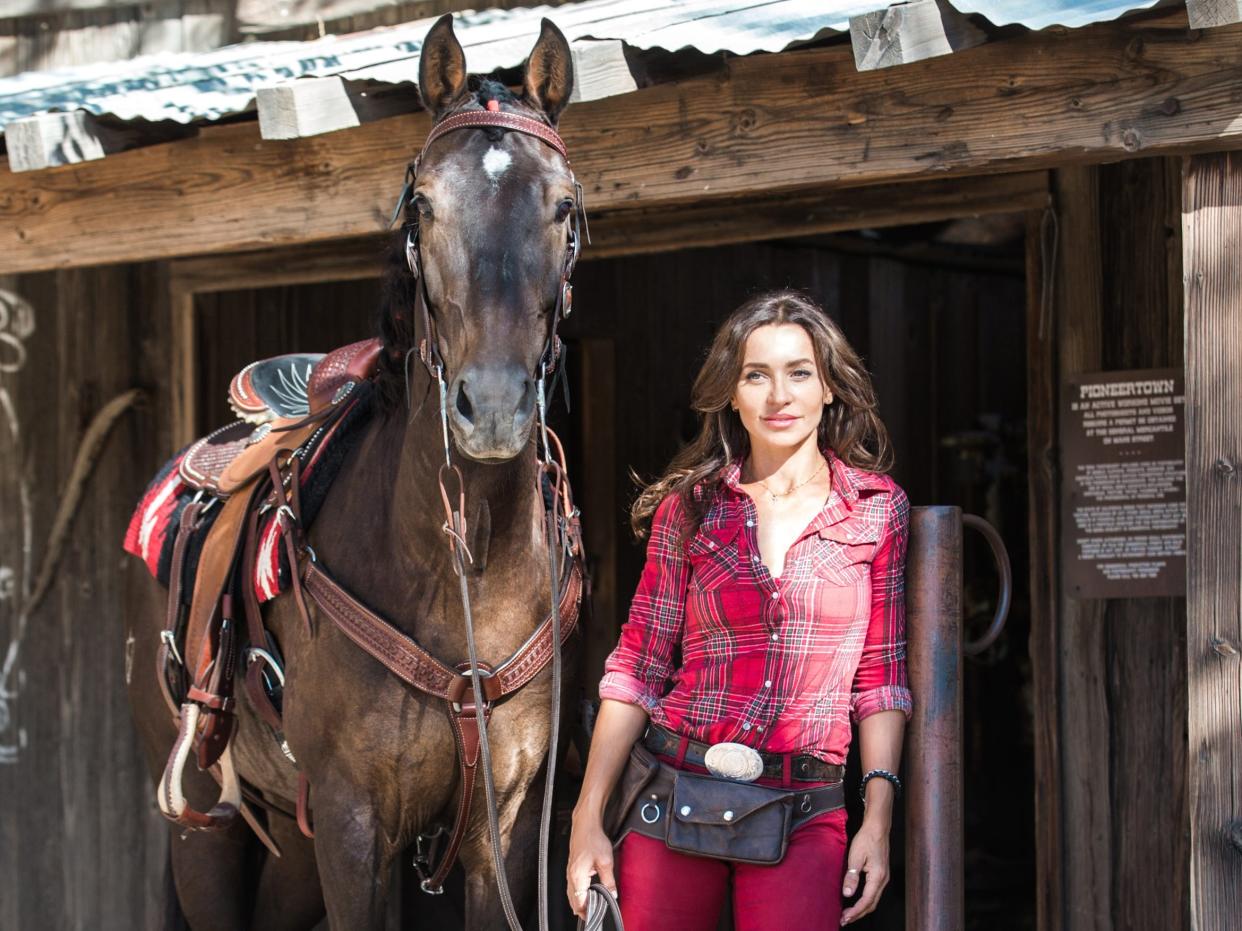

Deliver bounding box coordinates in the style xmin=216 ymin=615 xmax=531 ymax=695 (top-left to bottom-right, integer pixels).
xmin=961 ymin=514 xmax=1012 ymax=657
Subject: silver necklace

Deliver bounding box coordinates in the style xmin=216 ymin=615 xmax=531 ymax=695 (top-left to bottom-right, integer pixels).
xmin=756 ymin=458 xmax=827 ymax=504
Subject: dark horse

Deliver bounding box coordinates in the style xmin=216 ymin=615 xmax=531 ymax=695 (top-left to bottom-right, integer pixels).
xmin=126 ymin=16 xmax=582 ymax=929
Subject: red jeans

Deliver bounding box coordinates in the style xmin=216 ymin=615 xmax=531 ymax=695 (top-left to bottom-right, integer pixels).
xmin=614 ymin=807 xmax=848 ymax=931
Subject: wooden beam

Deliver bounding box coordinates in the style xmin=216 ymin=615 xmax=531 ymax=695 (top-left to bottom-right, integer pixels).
xmin=3 ymin=7 xmax=1239 ymax=274
xmin=1186 ymin=1 xmax=1242 ymax=28
xmin=1182 ymin=150 xmax=1242 ymax=931
xmin=166 ymin=171 xmax=1050 ymax=291
xmin=257 ymin=78 xmax=419 ymax=141
xmin=569 ymin=39 xmax=638 ymax=104
xmin=849 ymin=0 xmax=987 ymax=71
xmin=4 ymin=112 xmax=195 ymax=174
xmin=584 ymin=170 xmax=1050 ymax=260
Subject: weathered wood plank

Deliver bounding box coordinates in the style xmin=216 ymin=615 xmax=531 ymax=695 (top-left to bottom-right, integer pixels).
xmin=849 ymin=0 xmax=987 ymax=72
xmin=5 ymin=111 xmax=197 ymax=173
xmin=1051 ymin=165 xmax=1113 ymax=931
xmin=1 ymin=8 xmax=1237 ymax=274
xmin=1096 ymin=157 xmax=1188 ymax=931
xmin=257 ymin=78 xmax=420 ymax=141
xmin=1181 ymin=150 xmax=1242 ymax=931
xmin=1025 ymin=204 xmax=1062 ymax=931
xmin=1186 ymin=0 xmax=1242 ymax=28
xmin=568 ymin=39 xmax=637 ymax=104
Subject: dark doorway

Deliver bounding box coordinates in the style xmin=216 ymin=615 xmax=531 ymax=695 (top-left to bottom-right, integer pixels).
xmin=190 ymin=214 xmax=1034 ymax=930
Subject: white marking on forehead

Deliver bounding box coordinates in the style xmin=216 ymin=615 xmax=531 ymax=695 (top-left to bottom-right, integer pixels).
xmin=482 ymin=146 xmax=512 ymax=182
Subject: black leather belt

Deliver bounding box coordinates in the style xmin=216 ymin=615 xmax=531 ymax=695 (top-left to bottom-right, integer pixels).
xmin=643 ymin=724 xmax=843 ymax=784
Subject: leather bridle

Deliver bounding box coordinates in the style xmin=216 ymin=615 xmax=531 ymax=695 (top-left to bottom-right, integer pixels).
xmin=397 ymin=105 xmax=586 ymax=392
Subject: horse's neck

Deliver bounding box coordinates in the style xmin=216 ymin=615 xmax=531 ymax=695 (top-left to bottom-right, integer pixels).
xmin=309 ymin=389 xmax=547 ymax=656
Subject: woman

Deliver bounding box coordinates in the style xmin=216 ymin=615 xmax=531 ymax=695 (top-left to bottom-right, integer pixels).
xmin=567 ymin=290 xmax=911 ymax=929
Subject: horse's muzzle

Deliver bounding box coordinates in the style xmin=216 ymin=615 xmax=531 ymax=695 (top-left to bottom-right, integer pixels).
xmin=448 ymin=365 xmax=535 ymax=460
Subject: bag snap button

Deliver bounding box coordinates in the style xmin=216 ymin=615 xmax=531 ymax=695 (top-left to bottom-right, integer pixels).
xmin=723 ymin=810 xmax=734 ymax=821
xmin=680 ymin=805 xmax=692 ymax=817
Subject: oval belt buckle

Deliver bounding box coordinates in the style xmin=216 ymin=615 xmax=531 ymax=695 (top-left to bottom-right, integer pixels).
xmin=703 ymin=742 xmax=765 ymax=782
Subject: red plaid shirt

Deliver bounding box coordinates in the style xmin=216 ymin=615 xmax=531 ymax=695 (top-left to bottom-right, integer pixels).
xmin=599 ymin=451 xmax=912 ymax=765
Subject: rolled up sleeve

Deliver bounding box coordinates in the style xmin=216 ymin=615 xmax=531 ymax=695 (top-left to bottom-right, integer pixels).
xmin=599 ymin=494 xmax=690 ymax=714
xmin=850 ymin=485 xmax=914 ymax=723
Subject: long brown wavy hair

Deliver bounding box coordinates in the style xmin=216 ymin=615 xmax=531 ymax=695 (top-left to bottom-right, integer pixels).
xmin=631 ymin=289 xmax=892 ymax=540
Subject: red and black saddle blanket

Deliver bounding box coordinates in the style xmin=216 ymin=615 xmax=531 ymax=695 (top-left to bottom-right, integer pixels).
xmin=124 ymin=344 xmax=379 ymax=603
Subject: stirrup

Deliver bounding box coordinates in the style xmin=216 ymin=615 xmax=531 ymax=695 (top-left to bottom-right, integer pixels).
xmin=157 ymin=702 xmax=241 ymax=830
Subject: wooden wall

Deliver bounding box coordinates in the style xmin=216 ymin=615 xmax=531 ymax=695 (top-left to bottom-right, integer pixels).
xmin=0 ymin=264 xmax=179 ymax=929
xmin=1028 ymin=159 xmax=1189 ymax=931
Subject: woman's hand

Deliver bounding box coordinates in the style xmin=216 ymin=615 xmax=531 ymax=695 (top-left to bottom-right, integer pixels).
xmin=840 ymin=823 xmax=890 ymax=925
xmin=565 ymin=815 xmax=617 ymax=921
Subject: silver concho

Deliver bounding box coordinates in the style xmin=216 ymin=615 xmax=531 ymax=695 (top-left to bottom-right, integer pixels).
xmin=703 ymin=742 xmax=764 ymax=783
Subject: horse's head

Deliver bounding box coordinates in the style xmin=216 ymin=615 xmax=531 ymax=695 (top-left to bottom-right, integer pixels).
xmin=405 ymin=14 xmax=578 ymax=462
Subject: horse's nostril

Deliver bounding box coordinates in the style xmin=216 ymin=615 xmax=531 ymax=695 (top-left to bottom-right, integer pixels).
xmin=456 ymin=382 xmax=474 ymax=423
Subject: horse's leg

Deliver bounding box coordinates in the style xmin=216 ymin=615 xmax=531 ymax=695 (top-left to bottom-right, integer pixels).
xmin=251 ymin=815 xmax=325 ymax=931
xmin=126 ymin=574 xmax=254 ymax=930
xmin=459 ymin=772 xmax=544 ymax=931
xmin=312 ymin=783 xmax=397 ymax=930
xmin=166 ymin=799 xmax=253 ymax=931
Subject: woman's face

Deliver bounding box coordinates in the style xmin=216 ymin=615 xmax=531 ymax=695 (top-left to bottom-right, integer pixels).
xmin=731 ymin=323 xmax=832 ymax=452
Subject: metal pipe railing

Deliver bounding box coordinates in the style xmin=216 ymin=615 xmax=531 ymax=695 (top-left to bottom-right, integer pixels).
xmin=904 ymin=506 xmax=1012 ymax=931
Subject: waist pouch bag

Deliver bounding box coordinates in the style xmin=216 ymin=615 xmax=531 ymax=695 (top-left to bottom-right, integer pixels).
xmin=605 ymin=742 xmax=843 ymax=866
xmin=665 ymin=770 xmax=794 ymax=864
xmin=603 ymin=742 xmax=661 ymax=837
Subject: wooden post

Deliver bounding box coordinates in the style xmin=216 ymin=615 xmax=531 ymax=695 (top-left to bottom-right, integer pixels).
xmin=1181 ymin=151 xmax=1242 ymax=929
xmin=1030 ymin=161 xmax=1189 ymax=931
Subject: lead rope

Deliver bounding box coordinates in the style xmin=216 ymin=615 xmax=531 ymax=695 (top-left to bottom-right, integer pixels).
xmin=536 ymin=361 xmax=561 ymax=931
xmin=433 ymin=360 xmax=534 ymax=931
xmin=536 ymin=365 xmax=623 ymax=931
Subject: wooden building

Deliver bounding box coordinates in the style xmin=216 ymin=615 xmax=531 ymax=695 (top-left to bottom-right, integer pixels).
xmin=0 ymin=2 xmax=1239 ymax=929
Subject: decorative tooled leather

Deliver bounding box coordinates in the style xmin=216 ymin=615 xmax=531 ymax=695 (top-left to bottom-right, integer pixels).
xmin=179 ymin=421 xmax=259 ymax=493
xmin=307 ymin=338 xmax=382 ymax=413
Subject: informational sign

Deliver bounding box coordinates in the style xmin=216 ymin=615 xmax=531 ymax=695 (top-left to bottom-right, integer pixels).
xmin=1061 ymin=368 xmax=1186 ymax=599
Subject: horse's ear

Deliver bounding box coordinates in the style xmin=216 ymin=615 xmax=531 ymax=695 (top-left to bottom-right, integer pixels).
xmin=419 ymin=14 xmax=468 ymax=119
xmin=523 ymin=19 xmax=574 ymax=126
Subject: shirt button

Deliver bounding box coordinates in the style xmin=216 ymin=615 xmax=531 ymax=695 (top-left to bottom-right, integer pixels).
xmin=770 ymin=591 xmax=780 ymax=601
xmin=771 ymin=632 xmax=779 ymax=641
xmin=746 ymin=519 xmax=755 ymax=527
xmin=741 ymin=722 xmax=752 ymax=730
xmin=764 ymin=680 xmax=772 ymax=688
xmin=756 ymin=726 xmax=765 ymax=733
xmin=752 ymin=555 xmax=760 ymax=562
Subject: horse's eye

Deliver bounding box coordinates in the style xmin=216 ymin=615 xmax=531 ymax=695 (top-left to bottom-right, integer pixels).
xmin=554 ymin=199 xmax=574 ymax=223
xmin=411 ymin=193 xmax=434 ymax=221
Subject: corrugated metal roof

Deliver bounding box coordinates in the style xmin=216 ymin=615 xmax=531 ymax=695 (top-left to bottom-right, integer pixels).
xmin=0 ymin=0 xmax=1167 ymax=130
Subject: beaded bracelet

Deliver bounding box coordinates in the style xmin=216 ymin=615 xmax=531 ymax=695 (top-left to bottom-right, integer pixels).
xmin=859 ymin=768 xmax=902 ymax=804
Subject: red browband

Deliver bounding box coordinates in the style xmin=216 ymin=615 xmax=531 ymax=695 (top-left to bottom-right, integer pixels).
xmin=420 ymin=109 xmax=570 ymax=163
